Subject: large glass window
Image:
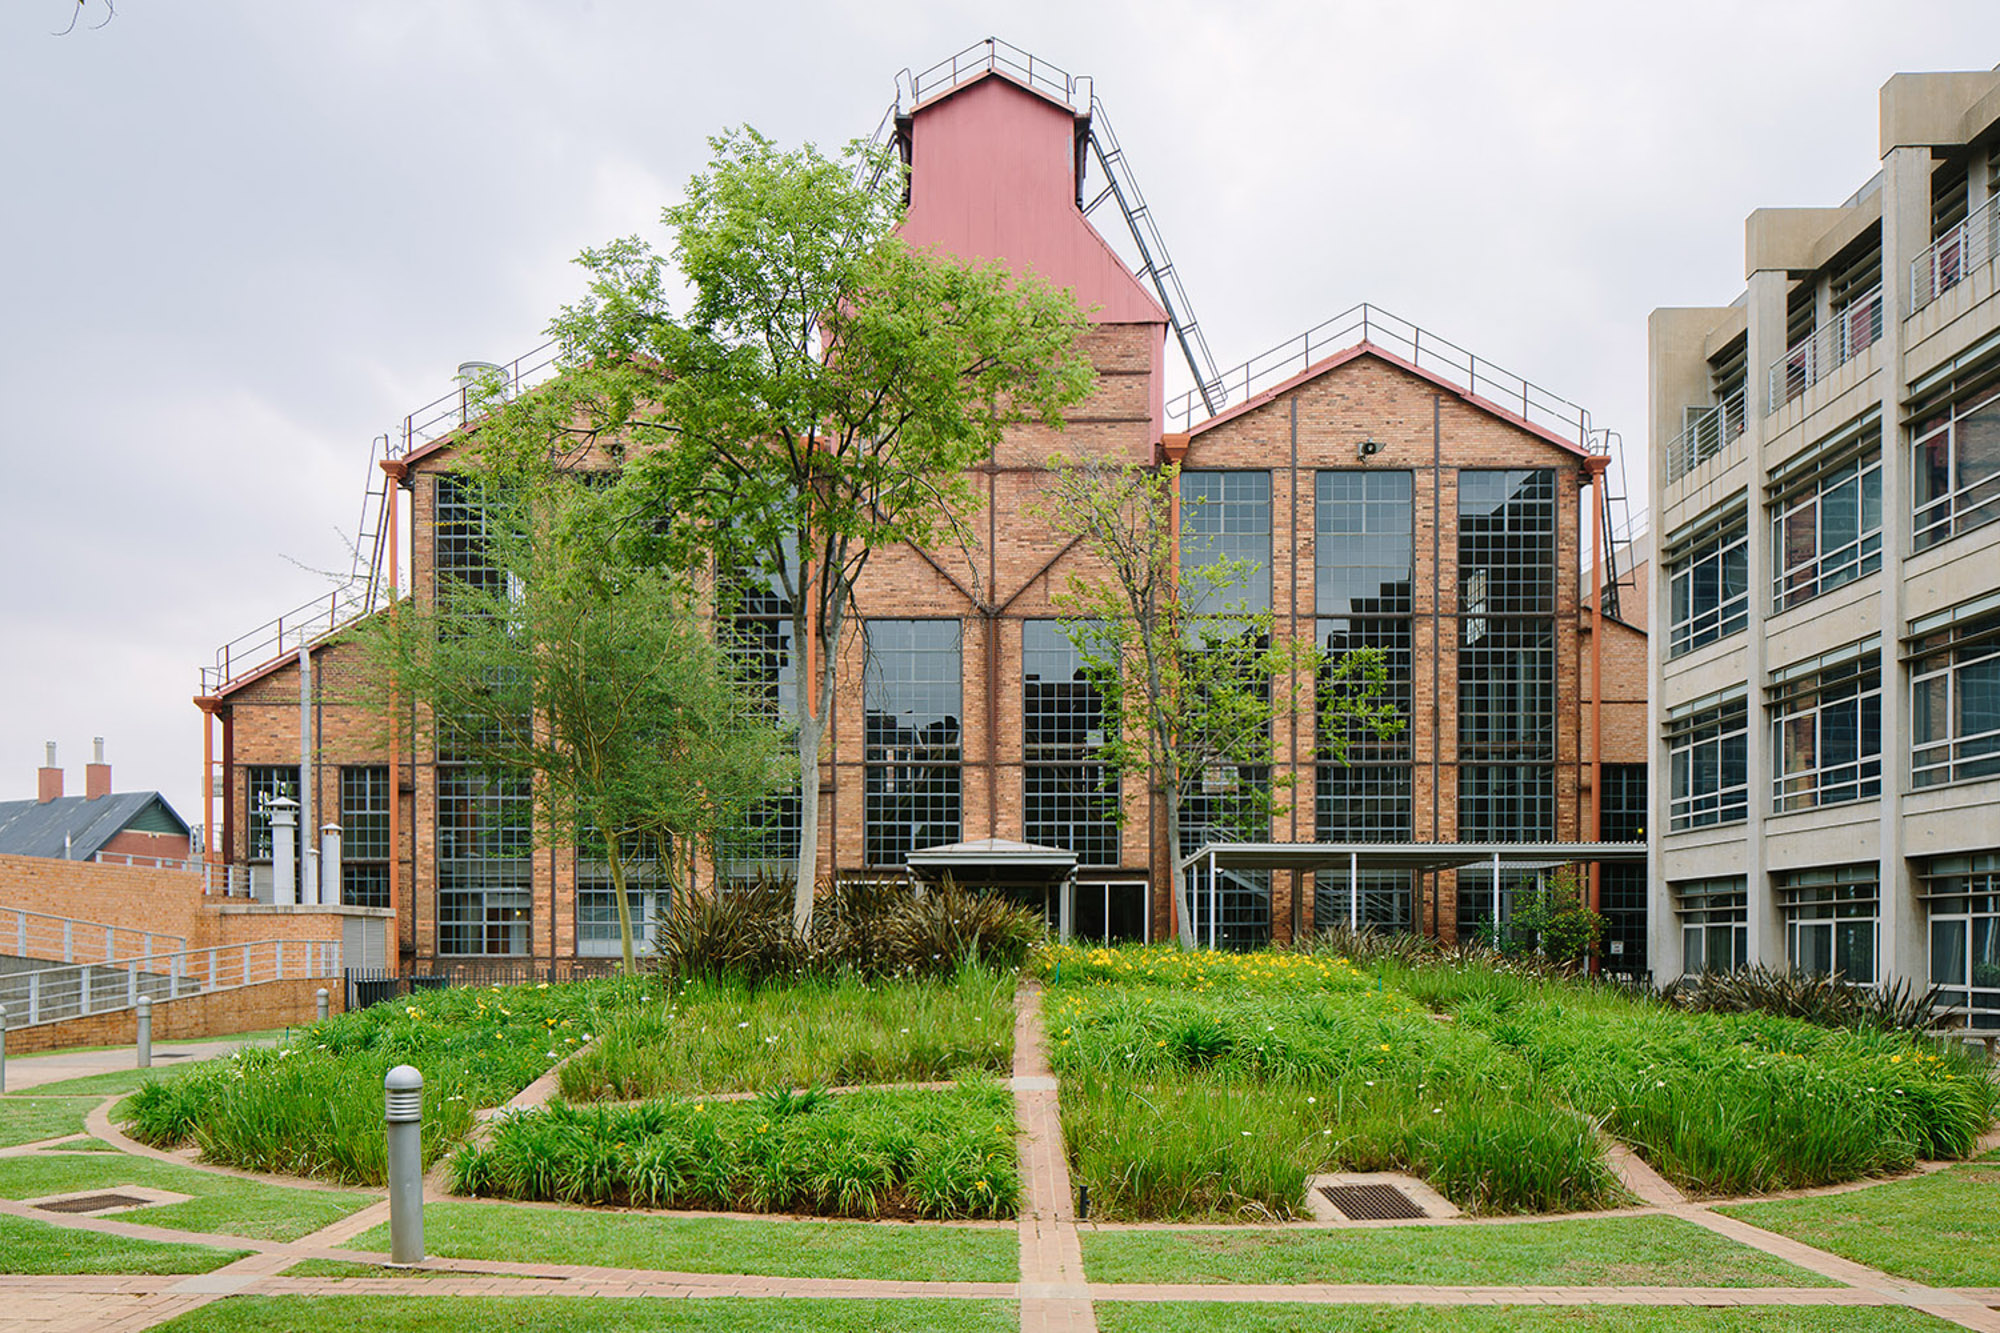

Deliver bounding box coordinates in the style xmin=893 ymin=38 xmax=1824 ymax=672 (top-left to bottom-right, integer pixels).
xmin=1315 ymin=870 xmax=1412 ymax=933
xmin=1667 ymin=692 xmax=1748 ymax=830
xmin=1666 ymin=502 xmax=1749 ymax=657
xmin=1920 ymin=851 xmax=2000 ymax=1027
xmin=1023 ymin=621 xmax=1118 ymax=865
xmin=435 ymin=732 xmax=531 ymax=956
xmin=1598 ymin=763 xmax=1649 ymax=975
xmin=1458 ymin=469 xmax=1556 ymax=619
xmin=576 ymin=834 xmax=668 ymax=959
xmin=1771 ymin=644 xmax=1881 ymax=812
xmin=1676 ymin=877 xmax=1748 ymax=974
xmin=1777 ymin=864 xmax=1878 ymax=983
xmin=1180 ymin=471 xmax=1271 ymax=614
xmin=1771 ymin=433 xmax=1882 ymax=613
xmin=433 ymin=474 xmax=506 ymax=605
xmin=1316 ymin=470 xmax=1414 ymax=846
xmin=1911 ymin=595 xmax=2000 ymax=788
xmin=864 ymin=620 xmax=962 ymax=866
xmin=719 ymin=539 xmax=801 ymax=882
xmin=339 ymin=766 xmax=391 ymax=909
xmin=1179 ymin=634 xmax=1274 ymax=951
xmin=246 ymin=765 xmax=299 ymax=862
xmin=1913 ymin=385 xmax=2000 ymax=550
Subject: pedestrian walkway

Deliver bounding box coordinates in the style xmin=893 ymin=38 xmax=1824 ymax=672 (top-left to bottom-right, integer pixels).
xmin=4 ymin=1034 xmax=277 ymax=1094
xmin=1 ymin=1000 xmax=1997 ymax=1332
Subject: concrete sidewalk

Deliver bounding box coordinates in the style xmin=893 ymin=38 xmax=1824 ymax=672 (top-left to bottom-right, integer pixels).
xmin=3 ymin=1034 xmax=277 ymax=1093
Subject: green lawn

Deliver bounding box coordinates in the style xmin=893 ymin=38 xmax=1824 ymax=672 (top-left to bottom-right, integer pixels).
xmin=1718 ymin=1161 xmax=2000 ymax=1287
xmin=1094 ymin=1306 xmax=1963 ymax=1333
xmin=341 ymin=1199 xmax=1017 ymax=1283
xmin=0 ymin=1211 xmax=248 ymax=1275
xmin=281 ymin=1258 xmax=462 ymax=1279
xmin=154 ymin=1296 xmax=1019 ymax=1331
xmin=10 ymin=1066 xmax=182 ymax=1098
xmin=0 ymin=1152 xmax=371 ymax=1242
xmin=0 ymin=1096 xmax=93 ymax=1146
xmin=1080 ymin=1215 xmax=1833 ymax=1287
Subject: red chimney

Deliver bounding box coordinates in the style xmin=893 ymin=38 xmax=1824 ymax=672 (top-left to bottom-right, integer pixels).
xmin=36 ymin=742 xmax=62 ymax=804
xmin=85 ymin=737 xmax=110 ymax=802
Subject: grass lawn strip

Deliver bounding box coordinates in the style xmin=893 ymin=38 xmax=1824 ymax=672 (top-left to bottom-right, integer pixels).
xmin=282 ymin=1258 xmax=477 ymax=1279
xmin=1717 ymin=1160 xmax=2000 ymax=1288
xmin=1079 ymin=1214 xmax=1837 ymax=1287
xmin=1093 ymin=1306 xmax=1963 ymax=1332
xmin=0 ymin=1151 xmax=370 ymax=1242
xmin=8 ymin=1067 xmax=183 ymax=1098
xmin=0 ymin=1096 xmax=94 ymax=1147
xmin=0 ymin=1210 xmax=249 ymax=1275
xmin=153 ymin=1296 xmax=1020 ymax=1332
xmin=340 ymin=1198 xmax=1018 ymax=1283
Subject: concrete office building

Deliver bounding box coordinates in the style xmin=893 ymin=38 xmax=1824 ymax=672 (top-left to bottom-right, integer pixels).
xmin=1650 ymin=70 xmax=2000 ymax=1022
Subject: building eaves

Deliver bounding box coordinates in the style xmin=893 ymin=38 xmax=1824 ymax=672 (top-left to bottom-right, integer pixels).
xmin=0 ymin=792 xmax=187 ymax=861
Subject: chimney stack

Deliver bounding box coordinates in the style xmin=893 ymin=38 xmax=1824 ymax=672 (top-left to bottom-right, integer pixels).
xmin=85 ymin=737 xmax=111 ymax=802
xmin=36 ymin=742 xmax=62 ymax=804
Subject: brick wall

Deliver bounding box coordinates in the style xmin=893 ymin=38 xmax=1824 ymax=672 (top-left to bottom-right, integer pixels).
xmin=4 ymin=974 xmax=347 ymax=1056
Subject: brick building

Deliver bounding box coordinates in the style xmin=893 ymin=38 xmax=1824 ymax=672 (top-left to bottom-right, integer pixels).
xmin=194 ymin=44 xmax=1648 ymax=973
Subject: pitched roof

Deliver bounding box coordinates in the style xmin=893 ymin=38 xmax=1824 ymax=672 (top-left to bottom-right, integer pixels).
xmin=1185 ymin=342 xmax=1593 ymax=459
xmin=0 ymin=793 xmax=190 ymax=861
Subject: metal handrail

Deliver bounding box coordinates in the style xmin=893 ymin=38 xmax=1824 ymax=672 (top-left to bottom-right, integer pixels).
xmin=1767 ymin=285 xmax=1884 ymax=411
xmin=905 ymin=36 xmax=1084 ymax=109
xmin=1911 ymin=193 xmax=2000 ymax=314
xmin=393 ymin=341 xmax=561 ymax=460
xmin=0 ymin=938 xmax=341 ymax=1029
xmin=1665 ymin=388 xmax=1748 ymax=483
xmin=0 ymin=906 xmax=184 ymax=967
xmin=1164 ymin=303 xmax=1600 ymax=450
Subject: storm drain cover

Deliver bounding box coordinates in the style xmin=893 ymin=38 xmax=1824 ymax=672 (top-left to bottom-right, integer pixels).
xmin=1318 ymin=1183 xmax=1427 ymax=1220
xmin=37 ymin=1192 xmax=151 ymax=1214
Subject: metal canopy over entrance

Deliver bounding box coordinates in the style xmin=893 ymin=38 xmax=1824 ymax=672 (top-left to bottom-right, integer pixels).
xmin=905 ymin=838 xmax=1087 ymax=941
xmin=1178 ymin=841 xmax=1649 ymax=942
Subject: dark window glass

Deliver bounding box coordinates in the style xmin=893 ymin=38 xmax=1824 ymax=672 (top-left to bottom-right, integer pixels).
xmin=436 ymin=763 xmax=531 ymax=955
xmin=1023 ymin=621 xmax=1118 ymax=866
xmin=1667 ymin=696 xmax=1750 ymax=829
xmin=864 ymin=620 xmax=962 ymax=865
xmin=1458 ymin=470 xmax=1555 ymax=617
xmin=719 ymin=535 xmax=801 ymax=881
xmin=1181 ymin=471 xmax=1271 ymax=614
xmin=1316 ymin=471 xmax=1412 ymax=616
xmin=340 ymin=766 xmax=391 ymax=909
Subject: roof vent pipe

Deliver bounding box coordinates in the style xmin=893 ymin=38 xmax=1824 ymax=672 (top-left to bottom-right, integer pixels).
xmin=456 ymin=361 xmax=509 ymax=424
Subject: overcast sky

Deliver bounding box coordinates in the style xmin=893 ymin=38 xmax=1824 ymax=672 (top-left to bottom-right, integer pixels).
xmin=6 ymin=0 xmax=2000 ymax=828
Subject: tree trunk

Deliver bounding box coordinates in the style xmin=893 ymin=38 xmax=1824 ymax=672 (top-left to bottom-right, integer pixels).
xmin=605 ymin=828 xmax=637 ymax=978
xmin=1162 ymin=788 xmax=1196 ymax=950
xmin=791 ymin=708 xmax=824 ymax=936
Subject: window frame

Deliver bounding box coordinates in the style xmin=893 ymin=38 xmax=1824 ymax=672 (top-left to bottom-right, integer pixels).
xmin=1770 ymin=642 xmax=1882 ymax=812
xmin=1665 ymin=501 xmax=1749 ymax=658
xmin=1913 ymin=382 xmax=2000 ymax=551
xmin=1666 ymin=691 xmax=1749 ymax=831
xmin=1770 ymin=426 xmax=1882 ymax=614
xmin=862 ymin=618 xmax=964 ymax=867
xmin=1908 ymin=594 xmax=2000 ymax=789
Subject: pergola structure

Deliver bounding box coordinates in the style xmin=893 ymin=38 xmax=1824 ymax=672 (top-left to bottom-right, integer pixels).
xmin=906 ymin=838 xmax=1085 ymax=939
xmin=1178 ymin=841 xmax=1651 ymax=950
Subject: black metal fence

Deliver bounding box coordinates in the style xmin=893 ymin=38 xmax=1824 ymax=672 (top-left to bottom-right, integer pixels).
xmin=344 ymin=958 xmax=625 ymax=1011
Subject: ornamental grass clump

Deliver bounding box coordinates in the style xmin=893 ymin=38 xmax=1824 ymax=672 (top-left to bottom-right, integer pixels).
xmin=558 ymin=961 xmax=1015 ymax=1102
xmin=124 ymin=977 xmax=642 ymax=1185
xmin=452 ymin=1081 xmax=1018 ymax=1220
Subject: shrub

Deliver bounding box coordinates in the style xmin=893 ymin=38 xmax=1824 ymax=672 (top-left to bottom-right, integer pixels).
xmin=1666 ymin=965 xmax=1946 ymax=1034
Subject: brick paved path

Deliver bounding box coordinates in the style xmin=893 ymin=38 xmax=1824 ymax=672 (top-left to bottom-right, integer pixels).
xmin=2 ymin=1001 xmax=1998 ymax=1332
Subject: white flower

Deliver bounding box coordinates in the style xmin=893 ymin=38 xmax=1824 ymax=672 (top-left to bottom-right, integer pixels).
xmin=1306 ymin=1096 xmax=1316 ymax=1104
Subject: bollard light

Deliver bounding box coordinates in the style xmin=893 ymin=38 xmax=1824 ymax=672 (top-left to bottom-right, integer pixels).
xmin=135 ymin=997 xmax=152 ymax=1069
xmin=316 ymin=987 xmax=330 ymax=1023
xmin=384 ymin=1064 xmax=425 ymax=1265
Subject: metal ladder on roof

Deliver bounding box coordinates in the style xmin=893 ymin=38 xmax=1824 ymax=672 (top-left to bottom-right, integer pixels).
xmin=1590 ymin=429 xmax=1638 ymax=623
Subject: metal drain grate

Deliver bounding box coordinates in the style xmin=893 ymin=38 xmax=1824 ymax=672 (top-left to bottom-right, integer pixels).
xmin=37 ymin=1192 xmax=151 ymax=1214
xmin=1319 ymin=1183 xmax=1427 ymax=1220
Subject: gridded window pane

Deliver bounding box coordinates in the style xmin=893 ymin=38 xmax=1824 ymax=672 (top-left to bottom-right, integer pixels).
xmin=1458 ymin=470 xmax=1554 ymax=617
xmin=246 ymin=766 xmax=299 ymax=861
xmin=1771 ymin=650 xmax=1881 ymax=811
xmin=1599 ymin=763 xmax=1648 ymax=842
xmin=1674 ymin=876 xmax=1748 ymax=975
xmin=1023 ymin=622 xmax=1118 ymax=865
xmin=719 ymin=538 xmax=802 ymax=880
xmin=1184 ymin=866 xmax=1271 ymax=951
xmin=1316 ymin=471 xmax=1412 ymax=616
xmin=340 ymin=767 xmax=391 ymax=909
xmin=1181 ymin=471 xmax=1271 ymax=614
xmin=1458 ymin=619 xmax=1554 ymax=763
xmin=434 ymin=474 xmax=505 ymax=604
xmin=1318 ymin=617 xmax=1411 ymax=842
xmin=1777 ymin=864 xmax=1879 ymax=983
xmin=576 ymin=837 xmax=668 ymax=958
xmin=1314 ymin=870 xmax=1412 ymax=932
xmin=1917 ymin=852 xmax=2000 ymax=1023
xmin=864 ymin=620 xmax=962 ymax=865
xmin=1666 ymin=504 xmax=1749 ymax=657
xmin=1667 ymin=694 xmax=1749 ymax=830
xmin=1599 ymin=863 xmax=1648 ymax=975
xmin=1772 ymin=443 xmax=1882 ymax=613
xmin=1913 ymin=387 xmax=2000 ymax=550
xmin=1316 ymin=763 xmax=1412 ymax=841
xmin=436 ymin=764 xmax=531 ymax=955
xmin=1457 ymin=765 xmax=1555 ymax=842
xmin=1911 ymin=601 xmax=2000 ymax=788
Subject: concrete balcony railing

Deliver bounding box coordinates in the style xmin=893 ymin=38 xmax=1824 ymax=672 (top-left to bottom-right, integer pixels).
xmin=1769 ymin=286 xmax=1884 ymax=412
xmin=1912 ymin=194 xmax=2000 ymax=315
xmin=1665 ymin=388 xmax=1747 ymax=484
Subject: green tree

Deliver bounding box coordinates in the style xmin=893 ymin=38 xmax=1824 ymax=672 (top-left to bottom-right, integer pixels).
xmin=1040 ymin=458 xmax=1401 ymax=949
xmin=369 ymin=451 xmax=785 ymax=976
xmin=506 ymin=128 xmax=1096 ymax=932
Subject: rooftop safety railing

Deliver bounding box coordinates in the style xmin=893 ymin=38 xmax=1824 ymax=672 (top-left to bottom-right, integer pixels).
xmin=0 ymin=907 xmax=184 ymax=968
xmin=0 ymin=938 xmax=340 ymax=1029
xmin=1665 ymin=388 xmax=1748 ymax=483
xmin=200 ymin=578 xmax=381 ymax=694
xmin=87 ymin=851 xmax=253 ymax=898
xmin=904 ymin=36 xmax=1086 ymax=109
xmin=392 ymin=341 xmax=561 ymax=461
xmin=1912 ymin=194 xmax=2000 ymax=314
xmin=1768 ymin=285 xmax=1883 ymax=411
xmin=1164 ymin=303 xmax=1601 ymax=451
